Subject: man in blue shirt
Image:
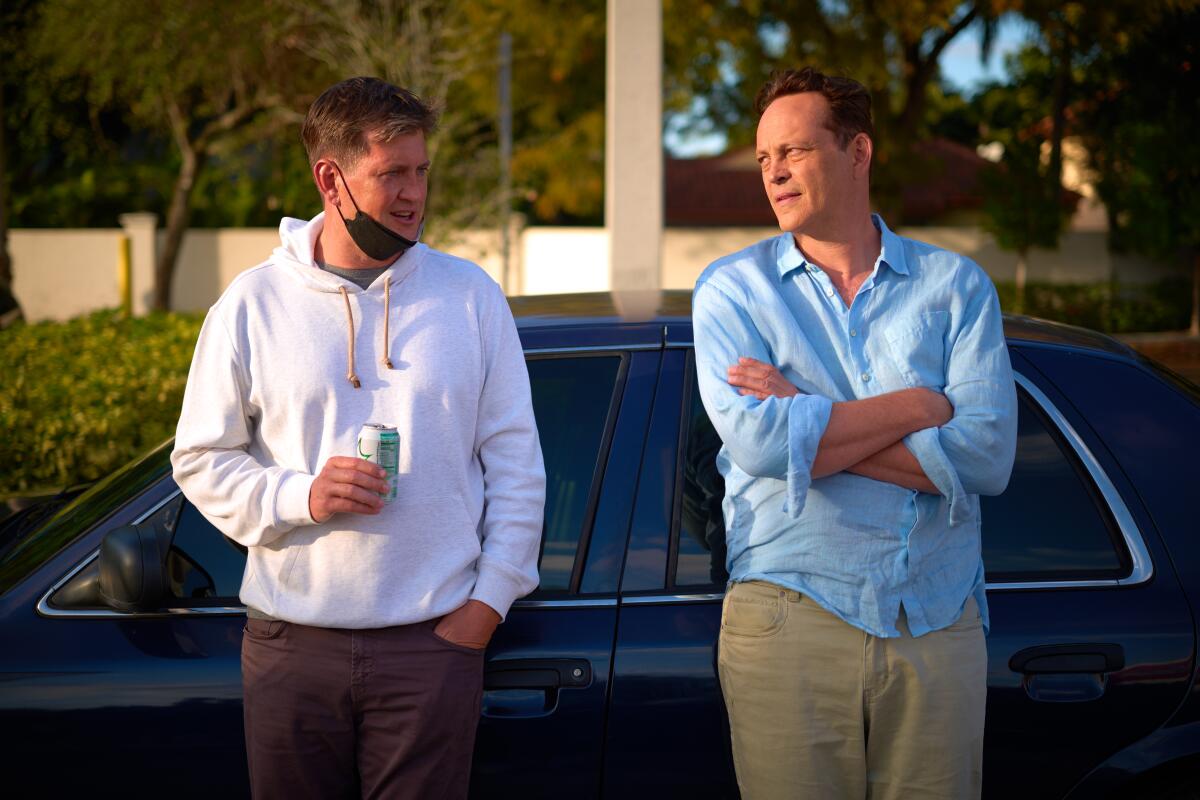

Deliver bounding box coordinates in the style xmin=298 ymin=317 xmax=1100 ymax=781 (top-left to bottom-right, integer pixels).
xmin=693 ymin=67 xmax=1016 ymax=799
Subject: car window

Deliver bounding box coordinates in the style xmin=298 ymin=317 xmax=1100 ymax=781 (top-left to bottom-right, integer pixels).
xmin=0 ymin=439 xmax=173 ymax=595
xmin=49 ymin=492 xmax=247 ymax=610
xmin=673 ymin=358 xmax=729 ymax=589
xmin=527 ymin=355 xmax=623 ymax=592
xmin=49 ymin=354 xmax=623 ymax=610
xmin=162 ymin=350 xmax=628 ymax=599
xmin=164 ymin=498 xmax=246 ymax=603
xmin=980 ymin=387 xmax=1129 ymax=581
xmin=670 ymin=364 xmax=1129 ymax=588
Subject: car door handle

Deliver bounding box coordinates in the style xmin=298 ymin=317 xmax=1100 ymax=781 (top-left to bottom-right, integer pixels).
xmin=1009 ymin=643 xmax=1125 ymax=674
xmin=484 ymin=658 xmax=592 ymax=690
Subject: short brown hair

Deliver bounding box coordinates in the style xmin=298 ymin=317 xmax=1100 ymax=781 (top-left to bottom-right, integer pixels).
xmin=301 ymin=77 xmax=438 ymax=170
xmin=754 ymin=67 xmax=874 ymax=148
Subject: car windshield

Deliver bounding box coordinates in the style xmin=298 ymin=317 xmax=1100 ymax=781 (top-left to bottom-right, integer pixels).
xmin=0 ymin=438 xmax=174 ymax=595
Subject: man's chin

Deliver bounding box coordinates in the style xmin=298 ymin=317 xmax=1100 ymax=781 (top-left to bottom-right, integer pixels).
xmin=390 ymin=223 xmax=421 ymax=241
xmin=773 ymin=213 xmax=804 ymax=233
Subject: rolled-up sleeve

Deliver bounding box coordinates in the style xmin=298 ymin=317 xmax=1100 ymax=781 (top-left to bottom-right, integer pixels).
xmin=693 ymin=281 xmax=833 ymax=517
xmin=903 ymin=273 xmax=1017 ymax=523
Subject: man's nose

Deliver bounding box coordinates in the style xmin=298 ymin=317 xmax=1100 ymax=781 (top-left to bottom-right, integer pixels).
xmin=769 ymin=163 xmax=789 ymax=185
xmin=396 ymin=175 xmax=424 ymax=198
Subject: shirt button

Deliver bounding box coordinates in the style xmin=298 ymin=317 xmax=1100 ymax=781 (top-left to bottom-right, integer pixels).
xmin=825 ymin=288 xmax=834 ymax=296
xmin=850 ymin=329 xmax=858 ymax=337
xmin=861 ymin=372 xmax=871 ymax=382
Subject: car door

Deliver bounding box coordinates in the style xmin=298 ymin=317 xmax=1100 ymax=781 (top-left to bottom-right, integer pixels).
xmin=471 ymin=347 xmax=658 ymax=798
xmin=1 ymin=346 xmax=657 ymax=799
xmin=604 ymin=346 xmax=740 ymax=799
xmin=980 ymin=349 xmax=1195 ymax=799
xmin=605 ymin=341 xmax=1195 ymax=800
xmin=2 ymin=483 xmax=251 ymax=796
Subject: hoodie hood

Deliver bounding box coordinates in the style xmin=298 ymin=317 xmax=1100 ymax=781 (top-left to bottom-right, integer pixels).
xmin=272 ymin=212 xmax=427 ymax=293
xmin=268 ymin=212 xmax=428 ymax=387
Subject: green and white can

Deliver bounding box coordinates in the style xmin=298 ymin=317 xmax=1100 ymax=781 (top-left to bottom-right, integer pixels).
xmin=357 ymin=423 xmax=399 ymax=503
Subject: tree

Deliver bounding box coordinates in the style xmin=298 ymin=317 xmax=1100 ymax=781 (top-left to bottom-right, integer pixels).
xmin=662 ymin=0 xmax=1006 ymax=220
xmin=30 ymin=0 xmax=319 ymax=310
xmin=0 ymin=0 xmax=37 ymax=326
xmin=1014 ymin=1 xmax=1181 ymax=230
xmin=485 ymin=0 xmax=607 ymax=224
xmin=290 ymin=0 xmax=610 ymax=230
xmin=1075 ymin=5 xmax=1200 ymax=334
xmin=974 ymin=48 xmax=1076 ymax=314
xmin=292 ymin=0 xmax=498 ymax=237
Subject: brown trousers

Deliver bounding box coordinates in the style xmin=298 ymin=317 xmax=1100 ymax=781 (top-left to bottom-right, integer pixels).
xmin=241 ymin=616 xmax=484 ymax=800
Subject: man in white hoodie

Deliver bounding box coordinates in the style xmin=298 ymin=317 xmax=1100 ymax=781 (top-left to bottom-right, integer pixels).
xmin=171 ymin=77 xmax=546 ymax=799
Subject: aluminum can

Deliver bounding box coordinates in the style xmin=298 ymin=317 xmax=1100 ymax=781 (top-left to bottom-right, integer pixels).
xmin=357 ymin=423 xmax=399 ymax=503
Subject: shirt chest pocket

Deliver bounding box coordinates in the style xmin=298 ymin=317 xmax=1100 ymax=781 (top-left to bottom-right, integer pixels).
xmin=883 ymin=310 xmax=949 ymax=390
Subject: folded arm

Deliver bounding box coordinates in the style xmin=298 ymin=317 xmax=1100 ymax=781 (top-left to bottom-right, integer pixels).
xmin=727 ymin=357 xmax=948 ymax=491
xmin=693 ymin=282 xmax=947 ymax=514
xmin=693 ymin=284 xmax=830 ymax=487
xmin=903 ymin=275 xmax=1017 ymax=511
xmin=846 ymin=441 xmax=938 ymax=493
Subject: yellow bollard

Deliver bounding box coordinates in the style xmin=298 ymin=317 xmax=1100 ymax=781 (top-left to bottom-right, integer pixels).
xmin=118 ymin=234 xmax=132 ymax=318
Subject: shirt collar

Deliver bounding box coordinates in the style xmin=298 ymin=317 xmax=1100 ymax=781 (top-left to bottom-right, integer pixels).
xmin=775 ymin=213 xmax=910 ymax=280
xmin=873 ymin=214 xmax=909 ymax=276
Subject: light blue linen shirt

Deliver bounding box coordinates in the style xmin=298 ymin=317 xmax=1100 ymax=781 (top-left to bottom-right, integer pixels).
xmin=692 ymin=215 xmax=1017 ymax=638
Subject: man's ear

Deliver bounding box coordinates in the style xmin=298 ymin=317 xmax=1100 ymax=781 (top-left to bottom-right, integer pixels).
xmin=851 ymin=133 xmax=873 ymax=179
xmin=313 ymin=160 xmax=339 ymax=206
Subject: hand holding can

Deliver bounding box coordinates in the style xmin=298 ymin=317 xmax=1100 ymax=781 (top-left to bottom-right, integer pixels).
xmin=358 ymin=423 xmax=399 ymax=503
xmin=308 ymin=457 xmax=389 ymax=522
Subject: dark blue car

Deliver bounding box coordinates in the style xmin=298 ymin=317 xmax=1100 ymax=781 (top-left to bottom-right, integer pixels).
xmin=2 ymin=291 xmax=1199 ymax=799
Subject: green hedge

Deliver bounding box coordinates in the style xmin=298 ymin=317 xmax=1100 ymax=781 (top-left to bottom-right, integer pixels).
xmin=0 ymin=310 xmax=203 ymax=498
xmin=993 ymin=277 xmax=1192 ymax=334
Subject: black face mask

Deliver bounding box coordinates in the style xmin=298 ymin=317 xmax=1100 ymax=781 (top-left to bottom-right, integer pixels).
xmin=331 ymin=163 xmax=420 ymax=263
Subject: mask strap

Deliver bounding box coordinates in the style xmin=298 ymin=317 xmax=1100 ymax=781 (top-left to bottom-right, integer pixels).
xmin=330 ymin=162 xmax=362 ymax=217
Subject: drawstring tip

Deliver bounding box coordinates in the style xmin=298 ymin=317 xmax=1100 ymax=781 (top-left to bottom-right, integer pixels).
xmin=384 ymin=359 xmax=394 ymax=369
xmin=348 ymin=374 xmax=361 ymax=389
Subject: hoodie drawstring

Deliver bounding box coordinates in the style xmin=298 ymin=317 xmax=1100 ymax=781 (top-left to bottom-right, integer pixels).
xmin=383 ymin=279 xmax=394 ymax=369
xmin=338 ymin=286 xmax=361 ymax=388
xmin=338 ymin=281 xmax=395 ymax=389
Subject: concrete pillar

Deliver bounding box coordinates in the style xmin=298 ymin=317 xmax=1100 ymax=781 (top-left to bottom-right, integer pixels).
xmin=606 ymin=0 xmax=662 ymax=318
xmin=118 ymin=212 xmax=157 ymax=316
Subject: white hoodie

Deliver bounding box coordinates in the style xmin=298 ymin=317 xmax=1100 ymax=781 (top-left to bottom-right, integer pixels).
xmin=171 ymin=214 xmax=545 ymax=628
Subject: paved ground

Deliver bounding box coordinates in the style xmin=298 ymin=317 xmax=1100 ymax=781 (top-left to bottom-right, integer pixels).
xmin=1116 ymin=332 xmax=1200 ymax=385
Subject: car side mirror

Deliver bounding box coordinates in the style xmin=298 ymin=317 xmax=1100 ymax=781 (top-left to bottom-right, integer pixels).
xmin=98 ymin=521 xmax=171 ymax=612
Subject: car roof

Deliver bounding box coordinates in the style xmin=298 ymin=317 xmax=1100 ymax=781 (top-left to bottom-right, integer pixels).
xmin=509 ymin=290 xmax=1138 ymax=359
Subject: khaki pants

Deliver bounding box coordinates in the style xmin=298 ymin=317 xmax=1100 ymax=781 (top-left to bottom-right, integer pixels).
xmin=717 ymin=580 xmax=987 ymax=800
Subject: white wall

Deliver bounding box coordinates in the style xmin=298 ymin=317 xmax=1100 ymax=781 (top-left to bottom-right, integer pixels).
xmin=896 ymin=226 xmax=1181 ymax=286
xmin=169 ymin=228 xmax=279 ymax=312
xmin=9 ymin=222 xmax=1183 ymax=323
xmin=521 ymin=228 xmax=610 ymax=295
xmin=11 ymin=230 xmax=124 ymax=322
